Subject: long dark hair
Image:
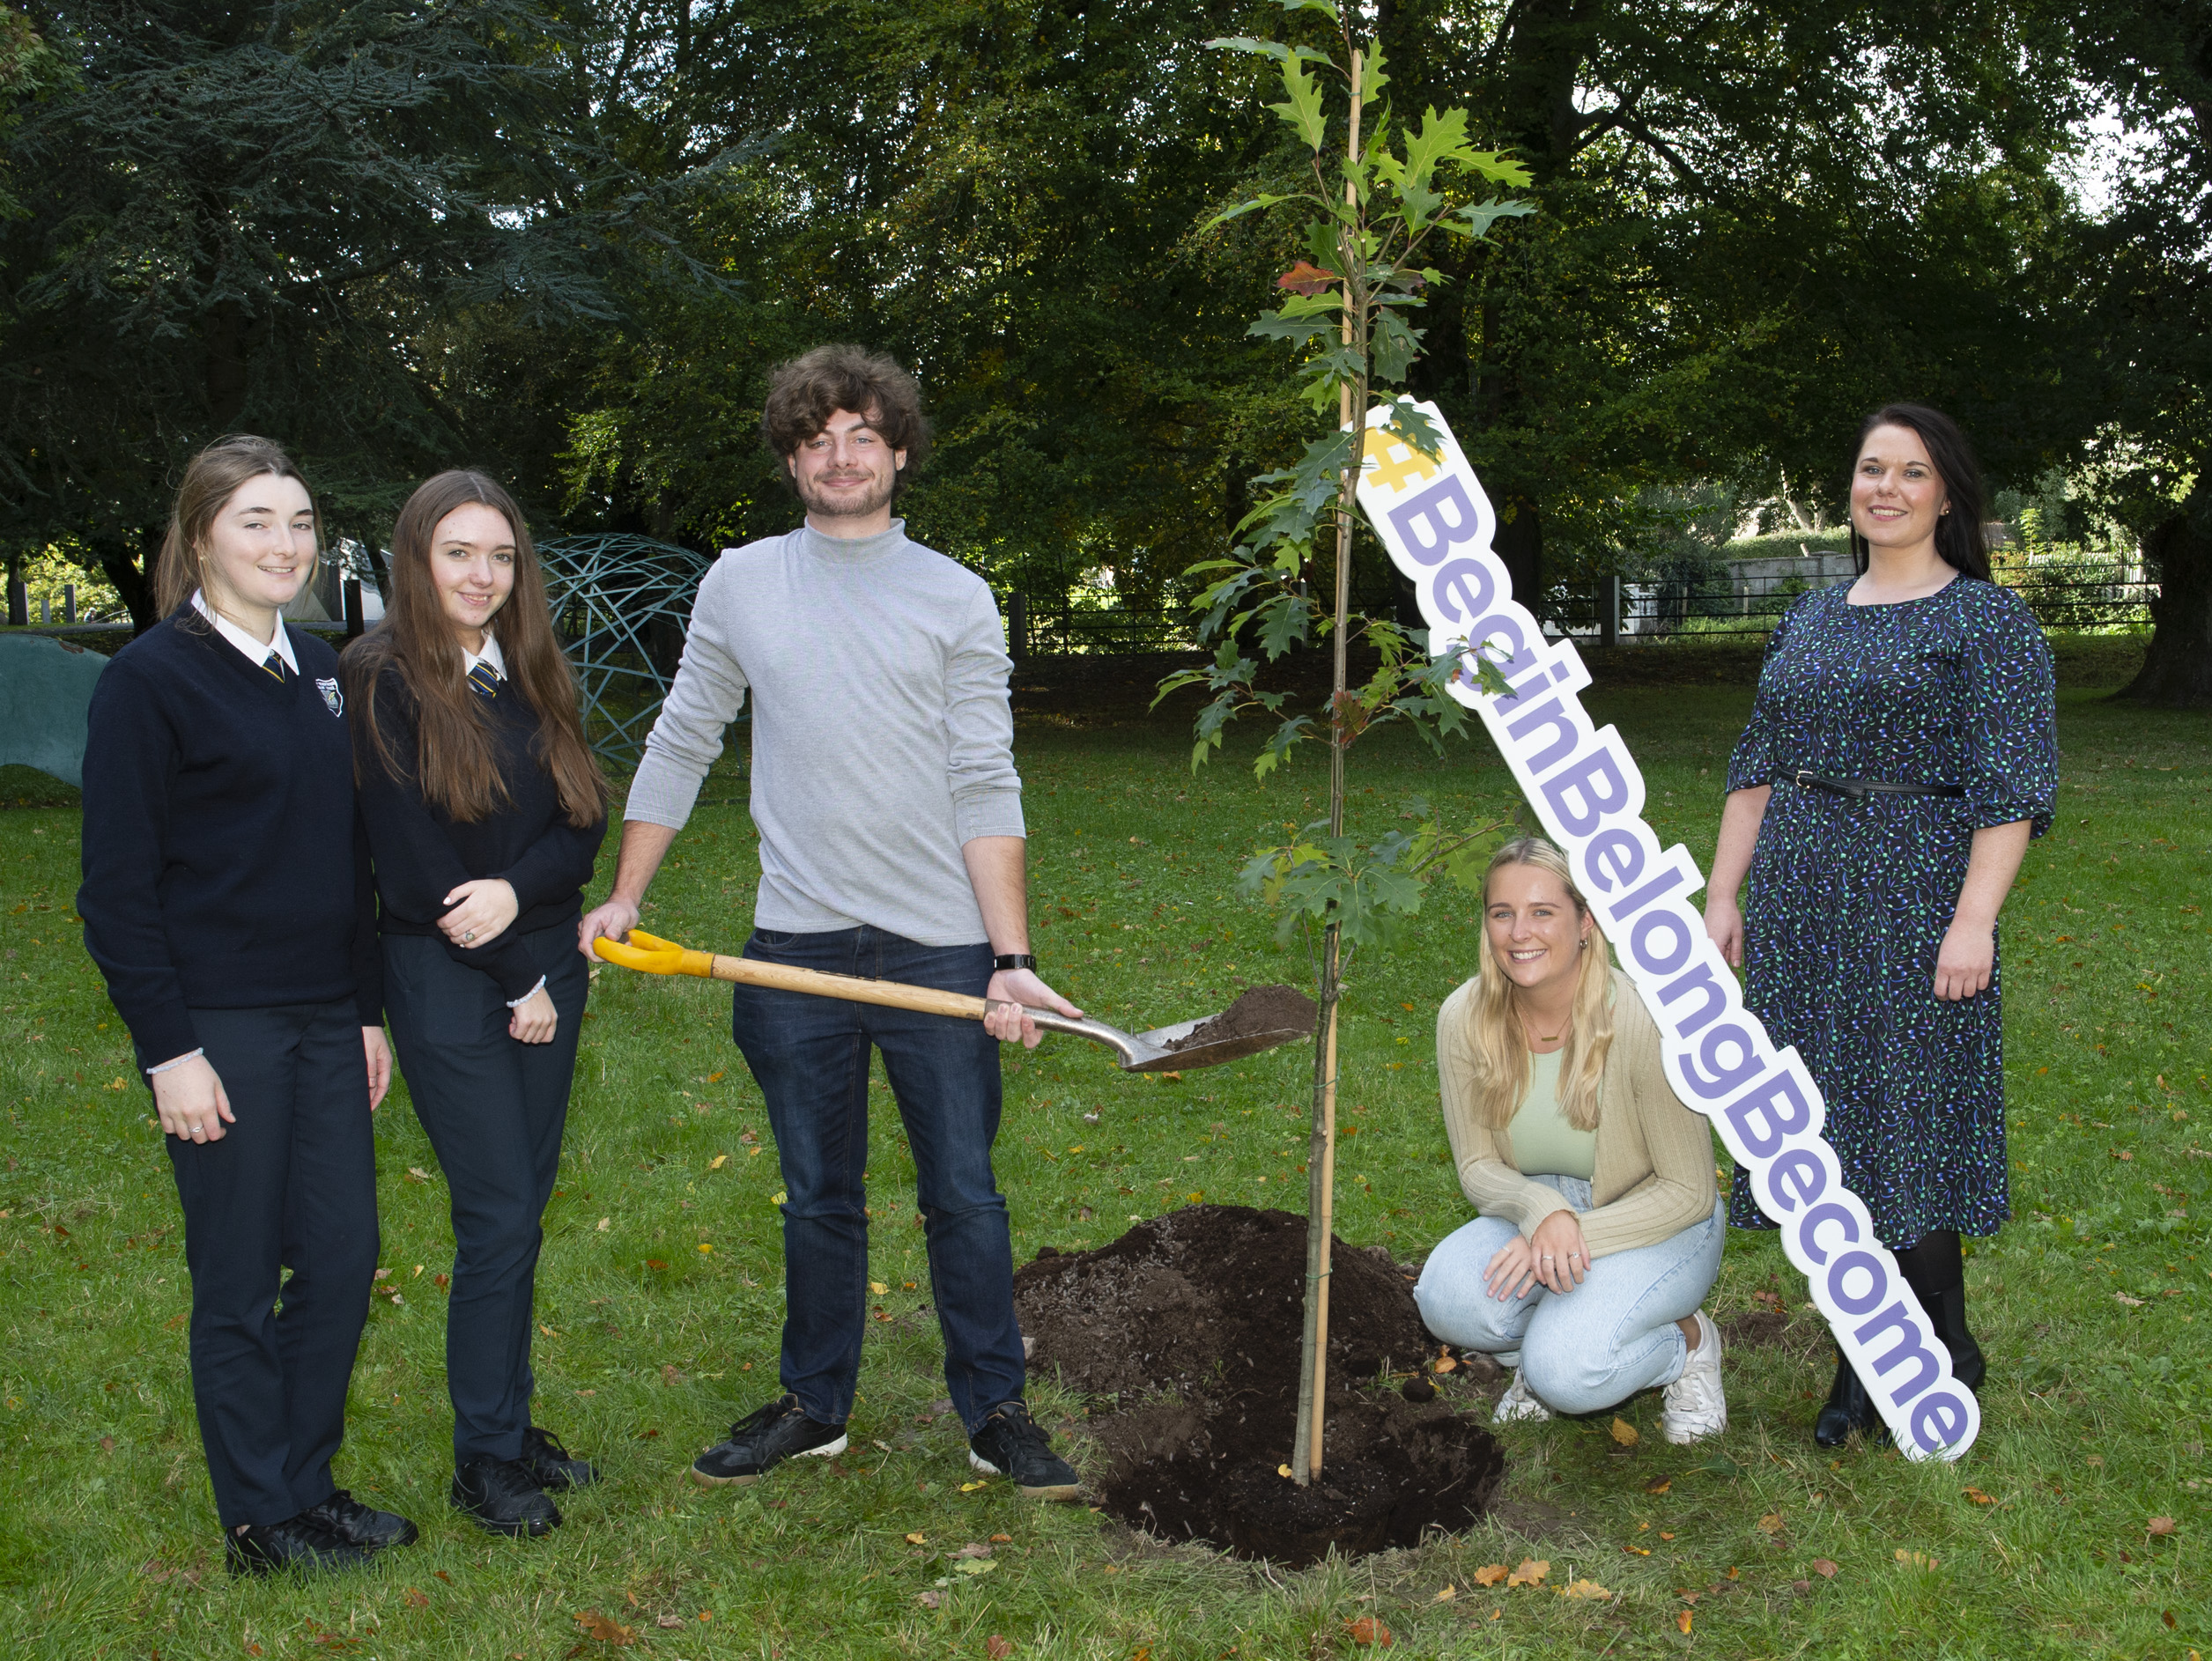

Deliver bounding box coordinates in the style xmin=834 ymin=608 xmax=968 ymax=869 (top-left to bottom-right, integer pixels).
xmin=1846 ymin=403 xmax=1991 ymax=580
xmin=154 ymin=435 xmax=320 ymax=622
xmin=343 ymin=470 xmax=606 ymax=828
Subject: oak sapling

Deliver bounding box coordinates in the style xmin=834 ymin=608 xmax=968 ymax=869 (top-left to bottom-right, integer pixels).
xmin=1158 ymin=3 xmax=1533 ymax=1483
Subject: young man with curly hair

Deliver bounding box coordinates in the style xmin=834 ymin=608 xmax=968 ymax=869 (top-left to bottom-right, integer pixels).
xmin=579 ymin=344 xmax=1084 ymax=1499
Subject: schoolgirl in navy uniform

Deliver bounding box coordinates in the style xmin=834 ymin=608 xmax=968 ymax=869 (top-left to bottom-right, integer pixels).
xmin=79 ymin=436 xmax=417 ymax=1575
xmin=344 ymin=471 xmax=608 ymax=1537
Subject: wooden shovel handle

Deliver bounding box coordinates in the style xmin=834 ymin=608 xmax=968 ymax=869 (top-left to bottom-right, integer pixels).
xmin=702 ymin=953 xmax=990 ymax=1021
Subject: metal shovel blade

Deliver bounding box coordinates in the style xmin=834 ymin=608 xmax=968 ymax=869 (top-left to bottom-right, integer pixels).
xmin=1017 ymin=1008 xmax=1313 ymax=1074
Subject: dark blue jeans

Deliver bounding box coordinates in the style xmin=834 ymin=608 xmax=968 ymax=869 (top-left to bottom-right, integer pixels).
xmin=731 ymin=926 xmax=1025 ymax=1433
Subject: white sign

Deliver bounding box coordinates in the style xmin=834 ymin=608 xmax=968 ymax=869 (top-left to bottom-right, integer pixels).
xmin=1357 ymin=401 xmax=1979 ymax=1460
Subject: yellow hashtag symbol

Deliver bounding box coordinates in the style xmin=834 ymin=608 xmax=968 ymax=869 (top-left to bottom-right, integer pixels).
xmin=1362 ymin=430 xmax=1442 ymax=495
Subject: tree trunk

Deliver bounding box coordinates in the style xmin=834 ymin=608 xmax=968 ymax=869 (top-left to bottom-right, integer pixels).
xmin=1491 ymin=495 xmax=1543 ymax=616
xmin=92 ymin=534 xmax=161 ymax=635
xmin=2119 ymin=501 xmax=2212 ymax=707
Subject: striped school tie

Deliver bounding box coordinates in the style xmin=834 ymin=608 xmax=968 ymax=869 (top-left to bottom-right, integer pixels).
xmin=467 ymin=662 xmax=501 ymax=700
xmin=262 ymin=652 xmax=292 ymax=683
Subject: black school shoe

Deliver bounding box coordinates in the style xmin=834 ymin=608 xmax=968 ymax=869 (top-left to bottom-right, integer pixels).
xmin=226 ymin=1512 xmax=374 ymax=1576
xmin=300 ymin=1489 xmax=419 ymax=1552
xmin=521 ymin=1425 xmax=599 ymax=1490
xmin=452 ymin=1453 xmax=562 ymax=1538
xmin=966 ymin=1400 xmax=1080 ymax=1501
xmin=690 ymin=1394 xmax=847 ymax=1487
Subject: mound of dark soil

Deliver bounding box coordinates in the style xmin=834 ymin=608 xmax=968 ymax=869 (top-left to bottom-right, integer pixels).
xmin=1016 ymin=1204 xmax=1505 ymax=1566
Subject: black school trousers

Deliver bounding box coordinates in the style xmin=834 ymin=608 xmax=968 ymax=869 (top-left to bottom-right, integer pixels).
xmin=166 ymin=999 xmax=379 ymax=1530
xmin=381 ymin=923 xmax=588 ymax=1465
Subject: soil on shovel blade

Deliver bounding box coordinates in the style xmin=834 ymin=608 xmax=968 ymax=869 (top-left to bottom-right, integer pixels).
xmin=1162 ymin=984 xmax=1317 ymax=1052
xmin=1015 ymin=1204 xmax=1505 ymax=1566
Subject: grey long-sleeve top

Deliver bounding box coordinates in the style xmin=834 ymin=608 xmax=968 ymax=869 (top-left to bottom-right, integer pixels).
xmin=624 ymin=520 xmax=1025 ymax=946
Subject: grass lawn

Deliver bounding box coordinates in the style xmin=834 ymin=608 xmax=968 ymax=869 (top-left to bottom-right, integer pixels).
xmin=0 ymin=649 xmax=2206 ymax=1658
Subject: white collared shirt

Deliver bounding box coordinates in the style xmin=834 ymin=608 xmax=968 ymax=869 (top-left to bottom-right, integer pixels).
xmin=462 ymin=633 xmax=507 ymax=683
xmin=192 ymin=590 xmax=300 ymax=675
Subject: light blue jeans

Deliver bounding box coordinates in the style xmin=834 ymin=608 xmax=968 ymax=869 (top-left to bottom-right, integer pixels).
xmin=1414 ymin=1175 xmax=1725 ymax=1416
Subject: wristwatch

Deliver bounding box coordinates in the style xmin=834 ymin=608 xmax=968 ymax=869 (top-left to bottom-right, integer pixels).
xmin=992 ymin=953 xmax=1039 ymax=972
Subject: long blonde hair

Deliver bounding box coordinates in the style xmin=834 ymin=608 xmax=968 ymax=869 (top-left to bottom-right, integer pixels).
xmin=1465 ymin=835 xmax=1615 ymax=1133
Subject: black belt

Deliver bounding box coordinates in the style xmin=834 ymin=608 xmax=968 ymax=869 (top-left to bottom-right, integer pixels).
xmin=1777 ymin=771 xmax=1964 ymax=800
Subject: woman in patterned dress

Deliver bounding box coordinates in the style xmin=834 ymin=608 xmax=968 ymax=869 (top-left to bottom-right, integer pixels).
xmin=1702 ymin=403 xmax=2056 ymax=1448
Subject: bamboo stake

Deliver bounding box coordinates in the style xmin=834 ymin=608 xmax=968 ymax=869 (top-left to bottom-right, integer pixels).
xmin=1291 ymin=41 xmax=1364 ymax=1490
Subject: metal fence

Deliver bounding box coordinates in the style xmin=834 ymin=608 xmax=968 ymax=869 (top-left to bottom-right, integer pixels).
xmin=1002 ymin=551 xmax=2156 ymax=659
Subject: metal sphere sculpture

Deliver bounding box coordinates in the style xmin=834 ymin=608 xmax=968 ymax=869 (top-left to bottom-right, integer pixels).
xmin=537 ymin=533 xmax=715 ymax=771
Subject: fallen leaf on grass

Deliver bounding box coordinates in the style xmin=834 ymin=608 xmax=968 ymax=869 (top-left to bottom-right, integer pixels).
xmin=870 ymin=1281 xmax=888 ymax=1295
xmin=1342 ymin=1615 xmax=1393 ymax=1648
xmin=2149 ymin=1517 xmax=2177 ymax=1537
xmin=1506 ymin=1558 xmax=1550 ymax=1589
xmin=404 ymin=1167 xmax=432 ymax=1184
xmin=572 ymin=1610 xmax=638 ymax=1646
xmin=1963 ymin=1487 xmax=1995 ymax=1505
xmin=2115 ymin=1292 xmax=2147 ymax=1307
xmin=953 ymin=1542 xmax=993 ymax=1560
xmin=708 ymin=1155 xmax=728 ymax=1170
xmin=958 ymin=1480 xmax=988 ymax=1492
xmin=596 ymin=1218 xmax=610 ymax=1231
xmin=662 ymin=1365 xmax=682 ymax=1387
xmin=1559 ymin=1579 xmax=1611 ymax=1601
xmin=1811 ymin=1559 xmax=1838 ymax=1578
xmin=655 ymin=1615 xmax=684 ymax=1629
xmin=952 ymin=1560 xmax=997 ymax=1578
xmin=1757 ymin=1512 xmax=1785 ymax=1535
xmin=1610 ymin=1417 xmax=1639 ymax=1447
xmin=1473 ymin=1564 xmax=1510 ymax=1587
xmin=1894 ymin=1548 xmax=1937 ymax=1569
xmin=990 ymin=1532 xmax=1011 ymax=1544
xmin=905 ymin=1532 xmax=928 ymax=1545
xmin=1677 ymin=1611 xmax=1693 ymax=1635
xmin=402 ymin=1587 xmax=428 ymax=1608
xmin=1432 ymin=1584 xmax=1456 ymax=1601
xmin=915 ymin=1591 xmax=943 ymax=1610
xmin=987 ymin=1638 xmax=1013 ymax=1659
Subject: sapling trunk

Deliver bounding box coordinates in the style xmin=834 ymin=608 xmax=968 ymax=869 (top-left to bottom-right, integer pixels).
xmin=1291 ymin=45 xmax=1365 ymax=1490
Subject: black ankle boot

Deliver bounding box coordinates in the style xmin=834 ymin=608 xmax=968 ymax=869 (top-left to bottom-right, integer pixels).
xmin=1895 ymin=1228 xmax=1986 ymax=1393
xmin=1813 ymin=1348 xmax=1883 ymax=1449
xmin=1922 ymin=1283 xmax=1986 ymax=1392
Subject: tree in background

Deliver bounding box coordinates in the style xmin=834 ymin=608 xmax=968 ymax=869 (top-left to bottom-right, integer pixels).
xmin=0 ymin=1 xmax=721 ymax=629
xmin=2064 ymin=3 xmax=2212 ymax=707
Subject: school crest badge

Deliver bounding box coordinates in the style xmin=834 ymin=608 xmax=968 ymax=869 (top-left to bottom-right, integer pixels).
xmin=316 ymin=676 xmax=344 ymax=717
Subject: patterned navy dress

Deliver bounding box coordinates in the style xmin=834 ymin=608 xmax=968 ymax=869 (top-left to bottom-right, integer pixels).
xmin=1723 ymin=578 xmax=2056 ymax=1246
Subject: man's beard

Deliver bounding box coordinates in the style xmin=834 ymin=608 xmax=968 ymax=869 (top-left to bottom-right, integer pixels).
xmin=798 ymin=469 xmax=896 ymax=521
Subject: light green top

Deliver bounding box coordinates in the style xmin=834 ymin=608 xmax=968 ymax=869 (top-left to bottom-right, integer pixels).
xmin=1506 ymin=1049 xmax=1598 ymax=1180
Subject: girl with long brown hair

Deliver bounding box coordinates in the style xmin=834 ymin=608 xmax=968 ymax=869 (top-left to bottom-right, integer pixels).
xmin=79 ymin=435 xmax=415 ymax=1574
xmin=1414 ymin=837 xmax=1729 ymax=1443
xmin=344 ymin=470 xmax=607 ymax=1537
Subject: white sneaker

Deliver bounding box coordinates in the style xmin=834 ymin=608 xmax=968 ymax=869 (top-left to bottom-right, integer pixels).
xmin=1661 ymin=1310 xmax=1727 ymax=1444
xmin=1492 ymin=1368 xmax=1553 ymax=1425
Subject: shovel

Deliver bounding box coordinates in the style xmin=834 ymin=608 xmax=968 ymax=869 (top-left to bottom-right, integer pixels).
xmin=592 ymin=930 xmax=1312 ymax=1073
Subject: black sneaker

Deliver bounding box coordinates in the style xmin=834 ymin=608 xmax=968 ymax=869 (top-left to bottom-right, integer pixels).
xmin=452 ymin=1454 xmax=562 ymax=1538
xmin=300 ymin=1489 xmax=419 ymax=1552
xmin=690 ymin=1394 xmax=847 ymax=1488
xmin=520 ymin=1425 xmax=599 ymax=1490
xmin=225 ymin=1512 xmax=373 ymax=1576
xmin=966 ymin=1400 xmax=1080 ymax=1501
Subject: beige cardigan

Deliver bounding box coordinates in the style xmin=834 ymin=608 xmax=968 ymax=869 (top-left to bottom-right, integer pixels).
xmin=1436 ymin=967 xmax=1719 ymax=1258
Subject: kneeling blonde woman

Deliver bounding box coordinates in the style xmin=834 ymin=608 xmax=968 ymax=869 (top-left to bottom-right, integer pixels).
xmin=1414 ymin=837 xmax=1727 ymax=1443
